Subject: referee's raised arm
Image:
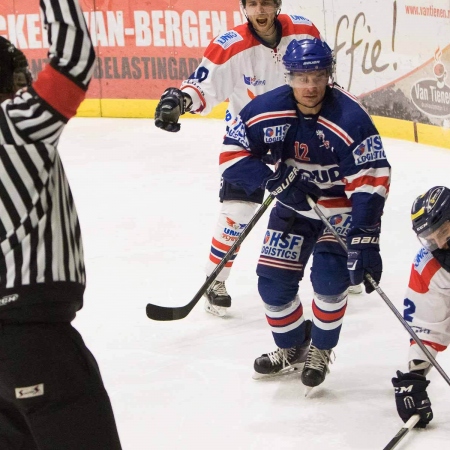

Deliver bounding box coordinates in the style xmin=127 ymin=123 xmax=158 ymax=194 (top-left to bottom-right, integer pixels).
xmin=0 ymin=2 xmax=122 ymax=448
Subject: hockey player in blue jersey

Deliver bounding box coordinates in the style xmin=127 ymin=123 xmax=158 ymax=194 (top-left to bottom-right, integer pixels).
xmin=220 ymin=38 xmax=391 ymax=388
xmin=154 ymin=0 xmax=329 ymax=317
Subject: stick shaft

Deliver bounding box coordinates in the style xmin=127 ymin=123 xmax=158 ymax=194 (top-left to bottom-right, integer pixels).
xmin=383 ymin=415 xmax=420 ymax=450
xmin=146 ymin=194 xmax=274 ymax=320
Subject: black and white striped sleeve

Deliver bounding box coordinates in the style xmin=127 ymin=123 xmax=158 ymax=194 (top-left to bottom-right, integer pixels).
xmin=0 ymin=0 xmax=96 ymax=147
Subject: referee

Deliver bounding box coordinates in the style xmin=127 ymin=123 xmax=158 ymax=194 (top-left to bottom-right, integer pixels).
xmin=0 ymin=1 xmax=122 ymax=448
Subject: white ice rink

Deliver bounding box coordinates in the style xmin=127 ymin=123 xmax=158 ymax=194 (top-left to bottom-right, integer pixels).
xmin=60 ymin=117 xmax=450 ymax=450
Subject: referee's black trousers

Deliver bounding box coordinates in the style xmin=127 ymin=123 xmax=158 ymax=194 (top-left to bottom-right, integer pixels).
xmin=0 ymin=322 xmax=122 ymax=449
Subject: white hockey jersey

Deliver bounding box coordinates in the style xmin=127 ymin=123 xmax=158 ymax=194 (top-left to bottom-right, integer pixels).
xmin=180 ymin=14 xmax=321 ymax=126
xmin=404 ymin=247 xmax=450 ymax=361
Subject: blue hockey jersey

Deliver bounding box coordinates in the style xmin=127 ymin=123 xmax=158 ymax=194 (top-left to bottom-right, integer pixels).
xmin=220 ymin=84 xmax=391 ymax=228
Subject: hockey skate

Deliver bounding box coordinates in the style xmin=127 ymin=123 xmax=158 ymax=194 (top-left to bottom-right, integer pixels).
xmin=253 ymin=320 xmax=312 ymax=379
xmin=204 ymin=280 xmax=232 ymax=317
xmin=301 ymin=345 xmax=334 ymax=394
xmin=348 ymin=284 xmax=362 ymax=294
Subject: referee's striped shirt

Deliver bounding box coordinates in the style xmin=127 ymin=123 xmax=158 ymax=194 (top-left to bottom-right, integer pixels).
xmin=0 ymin=0 xmax=96 ymax=322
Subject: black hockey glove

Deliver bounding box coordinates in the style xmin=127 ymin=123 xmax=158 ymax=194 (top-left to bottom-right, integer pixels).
xmin=11 ymin=45 xmax=32 ymax=89
xmin=154 ymin=88 xmax=192 ymax=132
xmin=392 ymin=370 xmax=433 ymax=428
xmin=0 ymin=37 xmax=16 ymax=95
xmin=11 ymin=45 xmax=28 ymax=70
xmin=0 ymin=37 xmax=31 ymax=95
xmin=265 ymin=163 xmax=322 ymax=211
xmin=346 ymin=226 xmax=382 ymax=293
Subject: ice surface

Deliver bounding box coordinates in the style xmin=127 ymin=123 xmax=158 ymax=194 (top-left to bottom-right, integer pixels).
xmin=59 ymin=118 xmax=450 ymax=449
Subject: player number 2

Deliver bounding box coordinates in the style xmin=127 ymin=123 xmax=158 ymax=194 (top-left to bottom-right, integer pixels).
xmin=403 ymin=298 xmax=416 ymax=321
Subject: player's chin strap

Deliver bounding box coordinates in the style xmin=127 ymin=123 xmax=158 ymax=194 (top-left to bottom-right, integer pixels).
xmin=306 ymin=195 xmax=450 ymax=388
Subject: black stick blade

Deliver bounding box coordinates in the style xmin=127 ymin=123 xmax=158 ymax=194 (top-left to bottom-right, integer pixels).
xmin=146 ymin=302 xmax=192 ymax=321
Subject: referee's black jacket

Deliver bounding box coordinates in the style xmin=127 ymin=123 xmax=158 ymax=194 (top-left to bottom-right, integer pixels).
xmin=0 ymin=0 xmax=96 ymax=323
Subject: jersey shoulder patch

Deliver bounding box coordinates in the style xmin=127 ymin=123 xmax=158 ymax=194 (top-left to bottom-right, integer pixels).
xmin=286 ymin=14 xmax=313 ymax=25
xmin=408 ymin=247 xmax=442 ymax=294
xmin=413 ymin=247 xmax=435 ymax=273
xmin=213 ymin=29 xmax=244 ymax=50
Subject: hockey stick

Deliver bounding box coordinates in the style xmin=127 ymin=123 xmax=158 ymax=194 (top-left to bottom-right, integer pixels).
xmin=146 ymin=194 xmax=275 ymax=321
xmin=382 ymin=414 xmax=420 ymax=450
xmin=306 ymin=196 xmax=450 ymax=387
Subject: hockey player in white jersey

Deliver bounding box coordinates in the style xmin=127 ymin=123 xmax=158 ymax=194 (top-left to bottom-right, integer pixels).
xmin=392 ymin=186 xmax=450 ymax=428
xmin=154 ymin=1 xmax=326 ymax=316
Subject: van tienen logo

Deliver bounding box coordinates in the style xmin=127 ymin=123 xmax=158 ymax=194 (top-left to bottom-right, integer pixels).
xmin=243 ymin=75 xmax=266 ymax=87
xmin=411 ymin=48 xmax=450 ymax=118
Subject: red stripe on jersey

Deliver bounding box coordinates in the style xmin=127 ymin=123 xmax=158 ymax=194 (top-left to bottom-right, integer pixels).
xmin=266 ymin=304 xmax=303 ymax=327
xmin=318 ymin=117 xmax=354 ymax=146
xmin=345 ymin=175 xmax=390 ymax=192
xmin=205 ymin=15 xmax=320 ymax=65
xmin=410 ymin=339 xmax=447 ymax=352
xmin=219 ymin=150 xmax=249 ymax=165
xmin=408 ymin=258 xmax=441 ymax=293
xmin=33 ymin=64 xmax=85 ymax=120
xmin=205 ymin=23 xmax=258 ymax=65
xmin=280 ymin=15 xmax=321 ymax=39
xmin=312 ymin=301 xmax=347 ymax=322
xmin=318 ymin=197 xmax=352 ymax=208
xmin=247 ymin=111 xmax=297 ymax=127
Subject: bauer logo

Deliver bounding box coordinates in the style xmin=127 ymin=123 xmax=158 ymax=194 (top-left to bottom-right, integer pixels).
xmin=289 ymin=15 xmax=311 ymax=25
xmin=352 ymin=135 xmax=386 ymax=165
xmin=214 ymin=31 xmax=243 ymax=50
xmin=263 ymin=124 xmax=291 ymax=143
xmin=261 ymin=230 xmax=303 ymax=261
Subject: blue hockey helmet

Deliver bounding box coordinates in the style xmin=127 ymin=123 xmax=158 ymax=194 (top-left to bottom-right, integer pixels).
xmin=411 ymin=186 xmax=450 ymax=251
xmin=282 ymin=38 xmax=334 ymax=73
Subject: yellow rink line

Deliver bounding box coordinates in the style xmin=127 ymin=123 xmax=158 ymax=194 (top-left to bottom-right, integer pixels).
xmin=77 ymin=99 xmax=450 ymax=150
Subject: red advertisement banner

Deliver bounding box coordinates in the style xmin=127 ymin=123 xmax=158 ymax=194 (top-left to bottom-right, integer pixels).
xmin=0 ymin=0 xmax=245 ymax=99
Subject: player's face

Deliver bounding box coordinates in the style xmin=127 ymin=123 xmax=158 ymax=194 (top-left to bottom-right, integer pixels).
xmin=245 ymin=0 xmax=278 ymax=34
xmin=290 ymin=69 xmax=329 ymax=113
xmin=420 ymin=220 xmax=450 ymax=250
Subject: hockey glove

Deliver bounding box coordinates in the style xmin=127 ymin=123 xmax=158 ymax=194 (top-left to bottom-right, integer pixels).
xmin=265 ymin=163 xmax=321 ymax=211
xmin=11 ymin=45 xmax=32 ymax=90
xmin=392 ymin=370 xmax=433 ymax=428
xmin=346 ymin=226 xmax=382 ymax=293
xmin=0 ymin=37 xmax=16 ymax=95
xmin=154 ymin=88 xmax=193 ymax=132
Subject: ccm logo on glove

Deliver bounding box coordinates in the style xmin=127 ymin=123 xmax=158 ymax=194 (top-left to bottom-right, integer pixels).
xmin=394 ymin=385 xmax=414 ymax=394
